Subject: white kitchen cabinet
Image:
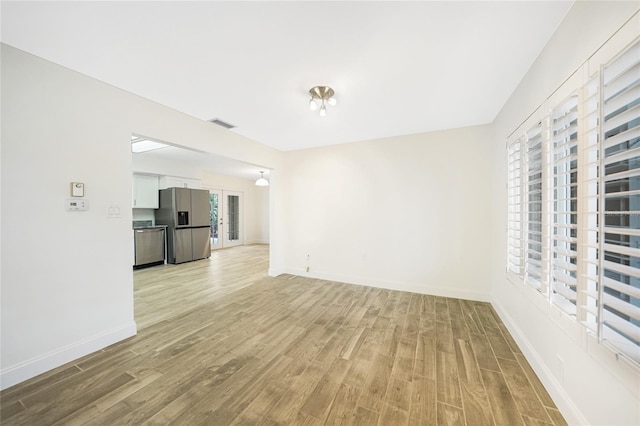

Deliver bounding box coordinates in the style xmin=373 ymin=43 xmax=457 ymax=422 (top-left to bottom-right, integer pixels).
xmin=158 ymin=175 xmax=202 ymax=189
xmin=133 ymin=174 xmax=159 ymax=208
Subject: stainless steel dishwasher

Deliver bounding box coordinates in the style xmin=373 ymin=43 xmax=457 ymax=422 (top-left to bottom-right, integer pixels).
xmin=134 ymin=227 xmax=166 ymax=268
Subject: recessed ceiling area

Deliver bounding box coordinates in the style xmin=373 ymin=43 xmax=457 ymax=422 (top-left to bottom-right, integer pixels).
xmin=1 ymin=1 xmax=574 ymax=151
xmin=132 ymin=137 xmax=268 ymax=181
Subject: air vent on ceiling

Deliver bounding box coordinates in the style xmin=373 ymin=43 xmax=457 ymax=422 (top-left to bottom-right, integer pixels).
xmin=208 ymin=118 xmax=236 ymax=129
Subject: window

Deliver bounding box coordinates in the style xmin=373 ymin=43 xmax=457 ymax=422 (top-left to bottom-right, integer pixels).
xmin=508 ymin=136 xmax=524 ymax=277
xmin=525 ymin=122 xmax=545 ymax=291
xmin=507 ymin=38 xmax=640 ymax=364
xmin=600 ymin=39 xmax=640 ymax=361
xmin=579 ymin=75 xmax=601 ymax=333
xmin=551 ymin=93 xmax=579 ymax=315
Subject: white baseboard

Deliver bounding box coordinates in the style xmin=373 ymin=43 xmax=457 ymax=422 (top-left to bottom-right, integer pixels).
xmin=268 ymin=267 xmax=285 ymax=277
xmin=0 ymin=321 xmax=137 ymax=391
xmin=244 ymin=240 xmax=270 ymax=245
xmin=490 ymin=299 xmax=587 ymax=426
xmin=282 ymin=267 xmax=491 ymax=302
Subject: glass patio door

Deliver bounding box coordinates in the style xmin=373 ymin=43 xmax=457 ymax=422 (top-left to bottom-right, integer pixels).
xmin=208 ymin=189 xmax=243 ymax=250
xmin=223 ymin=191 xmax=243 ymax=248
xmin=209 ymin=190 xmax=222 ymax=250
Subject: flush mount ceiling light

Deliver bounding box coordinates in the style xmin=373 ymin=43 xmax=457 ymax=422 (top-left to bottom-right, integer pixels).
xmin=308 ymin=86 xmax=337 ymax=117
xmin=255 ymin=171 xmax=269 ymax=187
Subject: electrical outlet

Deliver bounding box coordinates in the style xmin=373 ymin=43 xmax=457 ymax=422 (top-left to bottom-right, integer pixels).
xmin=107 ymin=204 xmax=122 ymax=218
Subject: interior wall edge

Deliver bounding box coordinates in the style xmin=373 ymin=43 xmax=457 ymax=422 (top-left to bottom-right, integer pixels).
xmin=268 ymin=269 xmax=284 ymax=278
xmin=282 ymin=267 xmax=492 ymax=303
xmin=490 ymin=298 xmax=587 ymax=426
xmin=0 ymin=321 xmax=137 ymax=391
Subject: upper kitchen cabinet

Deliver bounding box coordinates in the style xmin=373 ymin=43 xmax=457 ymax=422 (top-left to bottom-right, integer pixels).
xmin=132 ymin=174 xmax=159 ymax=209
xmin=159 ymin=175 xmax=202 ymax=189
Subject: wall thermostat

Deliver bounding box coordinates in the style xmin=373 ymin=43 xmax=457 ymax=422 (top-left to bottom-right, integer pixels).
xmin=70 ymin=182 xmax=84 ymax=197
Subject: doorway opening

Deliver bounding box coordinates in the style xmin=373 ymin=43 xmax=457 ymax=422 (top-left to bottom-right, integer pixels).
xmin=131 ymin=133 xmax=272 ymax=330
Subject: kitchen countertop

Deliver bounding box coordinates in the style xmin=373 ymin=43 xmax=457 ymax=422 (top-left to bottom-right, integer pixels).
xmin=133 ymin=225 xmax=167 ymax=230
xmin=133 ymin=219 xmax=167 ymax=230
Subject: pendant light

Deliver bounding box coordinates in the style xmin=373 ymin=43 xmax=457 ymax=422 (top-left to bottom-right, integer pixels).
xmin=255 ymin=171 xmax=269 ymax=187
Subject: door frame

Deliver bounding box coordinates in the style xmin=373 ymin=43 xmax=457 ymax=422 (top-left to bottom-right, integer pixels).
xmin=209 ymin=189 xmax=222 ymax=250
xmin=206 ymin=187 xmax=244 ymax=250
xmin=222 ymin=190 xmax=243 ymax=248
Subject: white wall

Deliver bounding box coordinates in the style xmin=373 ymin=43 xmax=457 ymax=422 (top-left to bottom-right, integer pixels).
xmin=489 ymin=2 xmax=640 ymax=425
xmin=283 ymin=125 xmax=493 ymax=301
xmin=0 ymin=43 xmax=281 ymax=389
xmin=202 ymin=171 xmax=270 ymax=245
xmin=256 ymin=184 xmax=270 ymax=245
xmin=132 ymin=154 xmax=203 ymax=181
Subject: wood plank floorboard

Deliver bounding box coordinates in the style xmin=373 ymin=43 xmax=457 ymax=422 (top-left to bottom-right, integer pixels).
xmin=0 ymin=244 xmax=567 ymax=425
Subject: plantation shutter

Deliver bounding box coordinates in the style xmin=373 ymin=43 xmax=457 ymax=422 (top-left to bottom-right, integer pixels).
xmin=600 ymin=38 xmax=640 ymax=362
xmin=525 ymin=123 xmax=545 ymax=290
xmin=580 ymin=75 xmax=601 ymax=331
xmin=551 ymin=93 xmax=579 ymax=315
xmin=508 ymin=136 xmax=524 ymax=277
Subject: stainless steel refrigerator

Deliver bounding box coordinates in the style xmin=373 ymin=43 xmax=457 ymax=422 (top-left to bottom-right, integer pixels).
xmin=156 ymin=187 xmax=211 ymax=264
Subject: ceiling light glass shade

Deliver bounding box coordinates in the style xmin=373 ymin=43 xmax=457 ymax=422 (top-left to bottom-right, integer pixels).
xmin=255 ymin=171 xmax=269 ymax=186
xmin=309 ymin=86 xmax=336 ymax=116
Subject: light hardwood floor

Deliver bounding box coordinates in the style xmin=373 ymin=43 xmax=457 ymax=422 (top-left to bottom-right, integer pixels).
xmin=0 ymin=244 xmax=567 ymax=425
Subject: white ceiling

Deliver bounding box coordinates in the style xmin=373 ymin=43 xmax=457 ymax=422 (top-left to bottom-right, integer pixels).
xmin=1 ymin=1 xmax=574 ymax=153
xmin=132 ymin=141 xmax=270 ymax=181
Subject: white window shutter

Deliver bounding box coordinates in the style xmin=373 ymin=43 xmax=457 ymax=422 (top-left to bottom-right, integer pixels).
xmin=599 ymin=38 xmax=640 ymax=363
xmin=551 ymin=93 xmax=580 ymax=315
xmin=579 ymin=74 xmax=601 ymax=333
xmin=525 ymin=122 xmax=545 ymax=291
xmin=506 ymin=35 xmax=640 ymax=365
xmin=508 ymin=136 xmax=524 ymax=277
